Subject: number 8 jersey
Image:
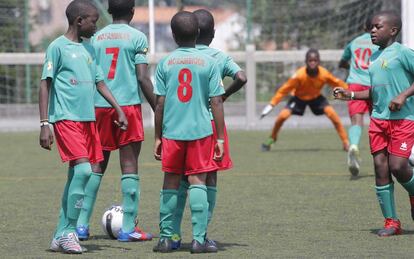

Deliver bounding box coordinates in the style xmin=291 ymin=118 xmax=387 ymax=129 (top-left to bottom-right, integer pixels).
xmin=154 ymin=47 xmax=224 ymax=141
xmin=341 ymin=32 xmax=378 ymax=87
xmin=92 ymin=24 xmax=149 ymax=107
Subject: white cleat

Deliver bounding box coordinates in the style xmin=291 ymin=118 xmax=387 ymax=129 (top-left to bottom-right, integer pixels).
xmin=348 ymin=144 xmax=360 ymax=176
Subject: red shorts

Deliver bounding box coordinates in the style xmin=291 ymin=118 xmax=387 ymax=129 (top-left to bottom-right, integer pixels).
xmin=211 ymin=121 xmax=233 ymax=171
xmin=368 ymin=118 xmax=414 ymax=158
xmin=95 ymin=105 xmax=144 ymax=151
xmin=347 ymin=84 xmax=372 ymax=117
xmin=161 ymin=136 xmax=217 ymax=175
xmin=53 ymin=120 xmax=104 ymax=163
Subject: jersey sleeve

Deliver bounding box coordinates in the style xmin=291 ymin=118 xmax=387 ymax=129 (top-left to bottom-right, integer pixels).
xmin=134 ymin=33 xmax=149 ymax=65
xmin=154 ymin=61 xmax=166 ymax=96
xmin=223 ymin=54 xmax=241 ymax=79
xmin=341 ymin=42 xmax=352 ymax=61
xmin=400 ymin=47 xmax=414 ymax=75
xmin=325 ymin=71 xmax=348 ymax=89
xmin=41 ymin=43 xmax=60 ymax=80
xmin=209 ymin=62 xmax=225 ymax=97
xmin=95 ymin=64 xmax=105 ymax=83
xmin=269 ymin=74 xmax=298 ymax=106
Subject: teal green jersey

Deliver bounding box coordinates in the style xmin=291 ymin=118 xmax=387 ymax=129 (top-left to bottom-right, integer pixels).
xmin=41 ymin=36 xmax=104 ymax=123
xmin=154 ymin=47 xmax=224 ymax=140
xmin=341 ymin=33 xmax=378 ymax=86
xmin=196 ymin=44 xmax=241 ymax=79
xmin=92 ymin=24 xmax=149 ymax=107
xmin=369 ymin=42 xmax=414 ymax=120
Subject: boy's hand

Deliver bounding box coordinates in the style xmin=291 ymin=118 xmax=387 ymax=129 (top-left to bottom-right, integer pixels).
xmin=154 ymin=138 xmax=162 ymax=160
xmin=260 ymin=104 xmax=274 ymax=119
xmin=114 ymin=110 xmax=128 ymax=130
xmin=333 ymin=87 xmax=351 ymax=100
xmin=213 ymin=142 xmax=224 ymax=161
xmin=39 ymin=126 xmax=54 ymax=150
xmin=389 ymin=95 xmax=406 ymax=112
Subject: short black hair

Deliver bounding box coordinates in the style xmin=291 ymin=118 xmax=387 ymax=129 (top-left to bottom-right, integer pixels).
xmin=171 ymin=11 xmax=199 ymax=42
xmin=364 ymin=15 xmax=372 ymax=31
xmin=108 ymin=0 xmax=134 ymax=17
xmin=65 ymin=0 xmax=97 ymax=24
xmin=306 ymin=48 xmax=319 ymax=60
xmin=374 ymin=10 xmax=402 ymax=33
xmin=193 ymin=9 xmax=214 ymax=39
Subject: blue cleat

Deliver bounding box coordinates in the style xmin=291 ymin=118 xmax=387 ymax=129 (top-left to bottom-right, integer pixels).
xmin=171 ymin=234 xmax=181 ymax=250
xmin=75 ymin=225 xmax=90 ymax=241
xmin=118 ymin=228 xmax=153 ymax=242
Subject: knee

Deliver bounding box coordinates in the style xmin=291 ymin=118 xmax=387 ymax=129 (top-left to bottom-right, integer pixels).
xmin=389 ymin=162 xmax=409 ymax=179
xmin=278 ymin=109 xmax=291 ymax=121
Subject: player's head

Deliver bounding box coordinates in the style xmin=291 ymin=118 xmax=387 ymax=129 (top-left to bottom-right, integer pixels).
xmin=193 ymin=9 xmax=215 ymax=45
xmin=108 ymin=0 xmax=134 ymax=21
xmin=171 ymin=11 xmax=199 ymax=47
xmin=66 ymin=0 xmax=99 ymax=38
xmin=370 ymin=11 xmax=401 ymax=47
xmin=305 ymin=48 xmax=320 ymax=73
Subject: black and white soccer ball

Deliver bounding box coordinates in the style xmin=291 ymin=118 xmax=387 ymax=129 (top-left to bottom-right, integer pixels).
xmin=101 ymin=205 xmax=123 ymax=239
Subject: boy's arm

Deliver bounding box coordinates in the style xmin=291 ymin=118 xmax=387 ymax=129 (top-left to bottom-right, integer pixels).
xmin=136 ymin=64 xmax=156 ymax=111
xmin=39 ymin=78 xmax=53 ymax=150
xmin=389 ymin=84 xmax=414 ymax=112
xmin=210 ymin=96 xmax=225 ymax=161
xmin=223 ymin=71 xmax=247 ymax=101
xmin=153 ymin=95 xmax=164 ymax=160
xmin=326 ymin=72 xmax=348 ymax=89
xmin=96 ymin=81 xmax=128 ymax=129
xmin=260 ymin=78 xmax=297 ymax=119
xmin=333 ymin=87 xmax=371 ymax=100
xmin=338 ymin=43 xmax=351 ymax=70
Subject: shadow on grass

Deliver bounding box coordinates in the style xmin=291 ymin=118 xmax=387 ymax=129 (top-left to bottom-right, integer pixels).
xmin=172 ymin=240 xmax=248 ymax=253
xmin=263 ymin=148 xmax=345 ymax=153
xmin=369 ymin=229 xmax=414 ymax=236
xmin=83 ymin=243 xmax=133 ymax=253
xmin=349 ymin=174 xmax=374 ymax=181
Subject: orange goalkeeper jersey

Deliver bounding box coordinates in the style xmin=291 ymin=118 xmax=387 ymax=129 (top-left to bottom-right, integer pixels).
xmin=270 ymin=66 xmax=348 ymax=105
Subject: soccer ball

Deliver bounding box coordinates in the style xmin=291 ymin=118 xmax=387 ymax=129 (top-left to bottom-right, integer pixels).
xmin=101 ymin=205 xmax=123 ymax=239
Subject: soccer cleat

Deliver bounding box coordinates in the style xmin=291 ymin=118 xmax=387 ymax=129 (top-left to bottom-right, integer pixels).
xmin=377 ymin=218 xmax=402 ymax=237
xmin=153 ymin=238 xmax=173 ymax=253
xmin=190 ymin=239 xmax=217 ymax=254
xmin=58 ymin=232 xmax=83 ymax=254
xmin=49 ymin=238 xmax=61 ymax=252
xmin=75 ymin=225 xmax=90 ymax=241
xmin=205 ymin=237 xmax=218 ymax=252
xmin=261 ymin=138 xmax=274 ymax=152
xmin=117 ymin=228 xmax=153 ymax=242
xmin=347 ymin=144 xmax=360 ymax=176
xmin=171 ymin=234 xmax=181 ymax=250
xmin=410 ymin=196 xmax=414 ymax=221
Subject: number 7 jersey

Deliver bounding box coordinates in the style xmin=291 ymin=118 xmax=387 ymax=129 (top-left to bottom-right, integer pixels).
xmin=92 ymin=24 xmax=149 ymax=107
xmin=341 ymin=32 xmax=378 ymax=87
xmin=154 ymin=47 xmax=224 ymax=141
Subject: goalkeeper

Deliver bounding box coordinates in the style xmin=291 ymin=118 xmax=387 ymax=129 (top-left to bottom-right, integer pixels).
xmin=260 ymin=49 xmax=349 ymax=151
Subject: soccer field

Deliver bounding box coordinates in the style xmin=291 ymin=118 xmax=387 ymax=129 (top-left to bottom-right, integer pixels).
xmin=1 ymin=129 xmax=414 ymax=258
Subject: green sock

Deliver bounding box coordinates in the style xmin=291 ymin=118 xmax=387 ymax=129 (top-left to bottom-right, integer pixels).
xmin=121 ymin=174 xmax=140 ymax=233
xmin=65 ymin=162 xmax=91 ymax=234
xmin=348 ymin=125 xmax=362 ymax=146
xmin=401 ymin=172 xmax=414 ymax=196
xmin=207 ymin=186 xmax=217 ymax=226
xmin=159 ymin=189 xmax=178 ymax=238
xmin=189 ymin=185 xmax=208 ymax=244
xmin=172 ymin=180 xmax=189 ymax=238
xmin=54 ymin=167 xmax=74 ymax=238
xmin=77 ymin=172 xmax=102 ymax=227
xmin=376 ymin=184 xmax=397 ymax=219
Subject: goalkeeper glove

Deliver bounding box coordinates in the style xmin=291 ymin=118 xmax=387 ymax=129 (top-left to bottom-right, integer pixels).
xmin=260 ymin=104 xmax=274 ymax=119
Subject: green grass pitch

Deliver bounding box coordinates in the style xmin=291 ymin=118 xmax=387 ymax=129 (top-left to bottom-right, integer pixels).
xmin=1 ymin=129 xmax=414 ymax=258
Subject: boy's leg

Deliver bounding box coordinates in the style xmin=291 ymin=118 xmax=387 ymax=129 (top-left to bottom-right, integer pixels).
xmin=373 ymin=150 xmax=401 ymax=236
xmin=262 ymin=108 xmax=292 ymax=151
xmin=153 ymin=173 xmax=181 ymax=253
xmin=323 ymin=105 xmax=349 ymax=151
xmin=347 ymin=114 xmax=364 ymax=176
xmin=171 ymin=175 xmax=189 ymax=248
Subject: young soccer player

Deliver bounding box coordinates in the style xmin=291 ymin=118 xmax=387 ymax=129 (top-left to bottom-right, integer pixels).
xmin=260 ymin=49 xmax=349 ymax=151
xmin=39 ymin=0 xmax=127 ymax=254
xmin=169 ymin=8 xmax=247 ymax=251
xmin=152 ymin=11 xmax=225 ymax=254
xmin=334 ymin=11 xmax=414 ymax=236
xmin=75 ymin=0 xmax=154 ymax=242
xmin=339 ymin=17 xmax=378 ymax=176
